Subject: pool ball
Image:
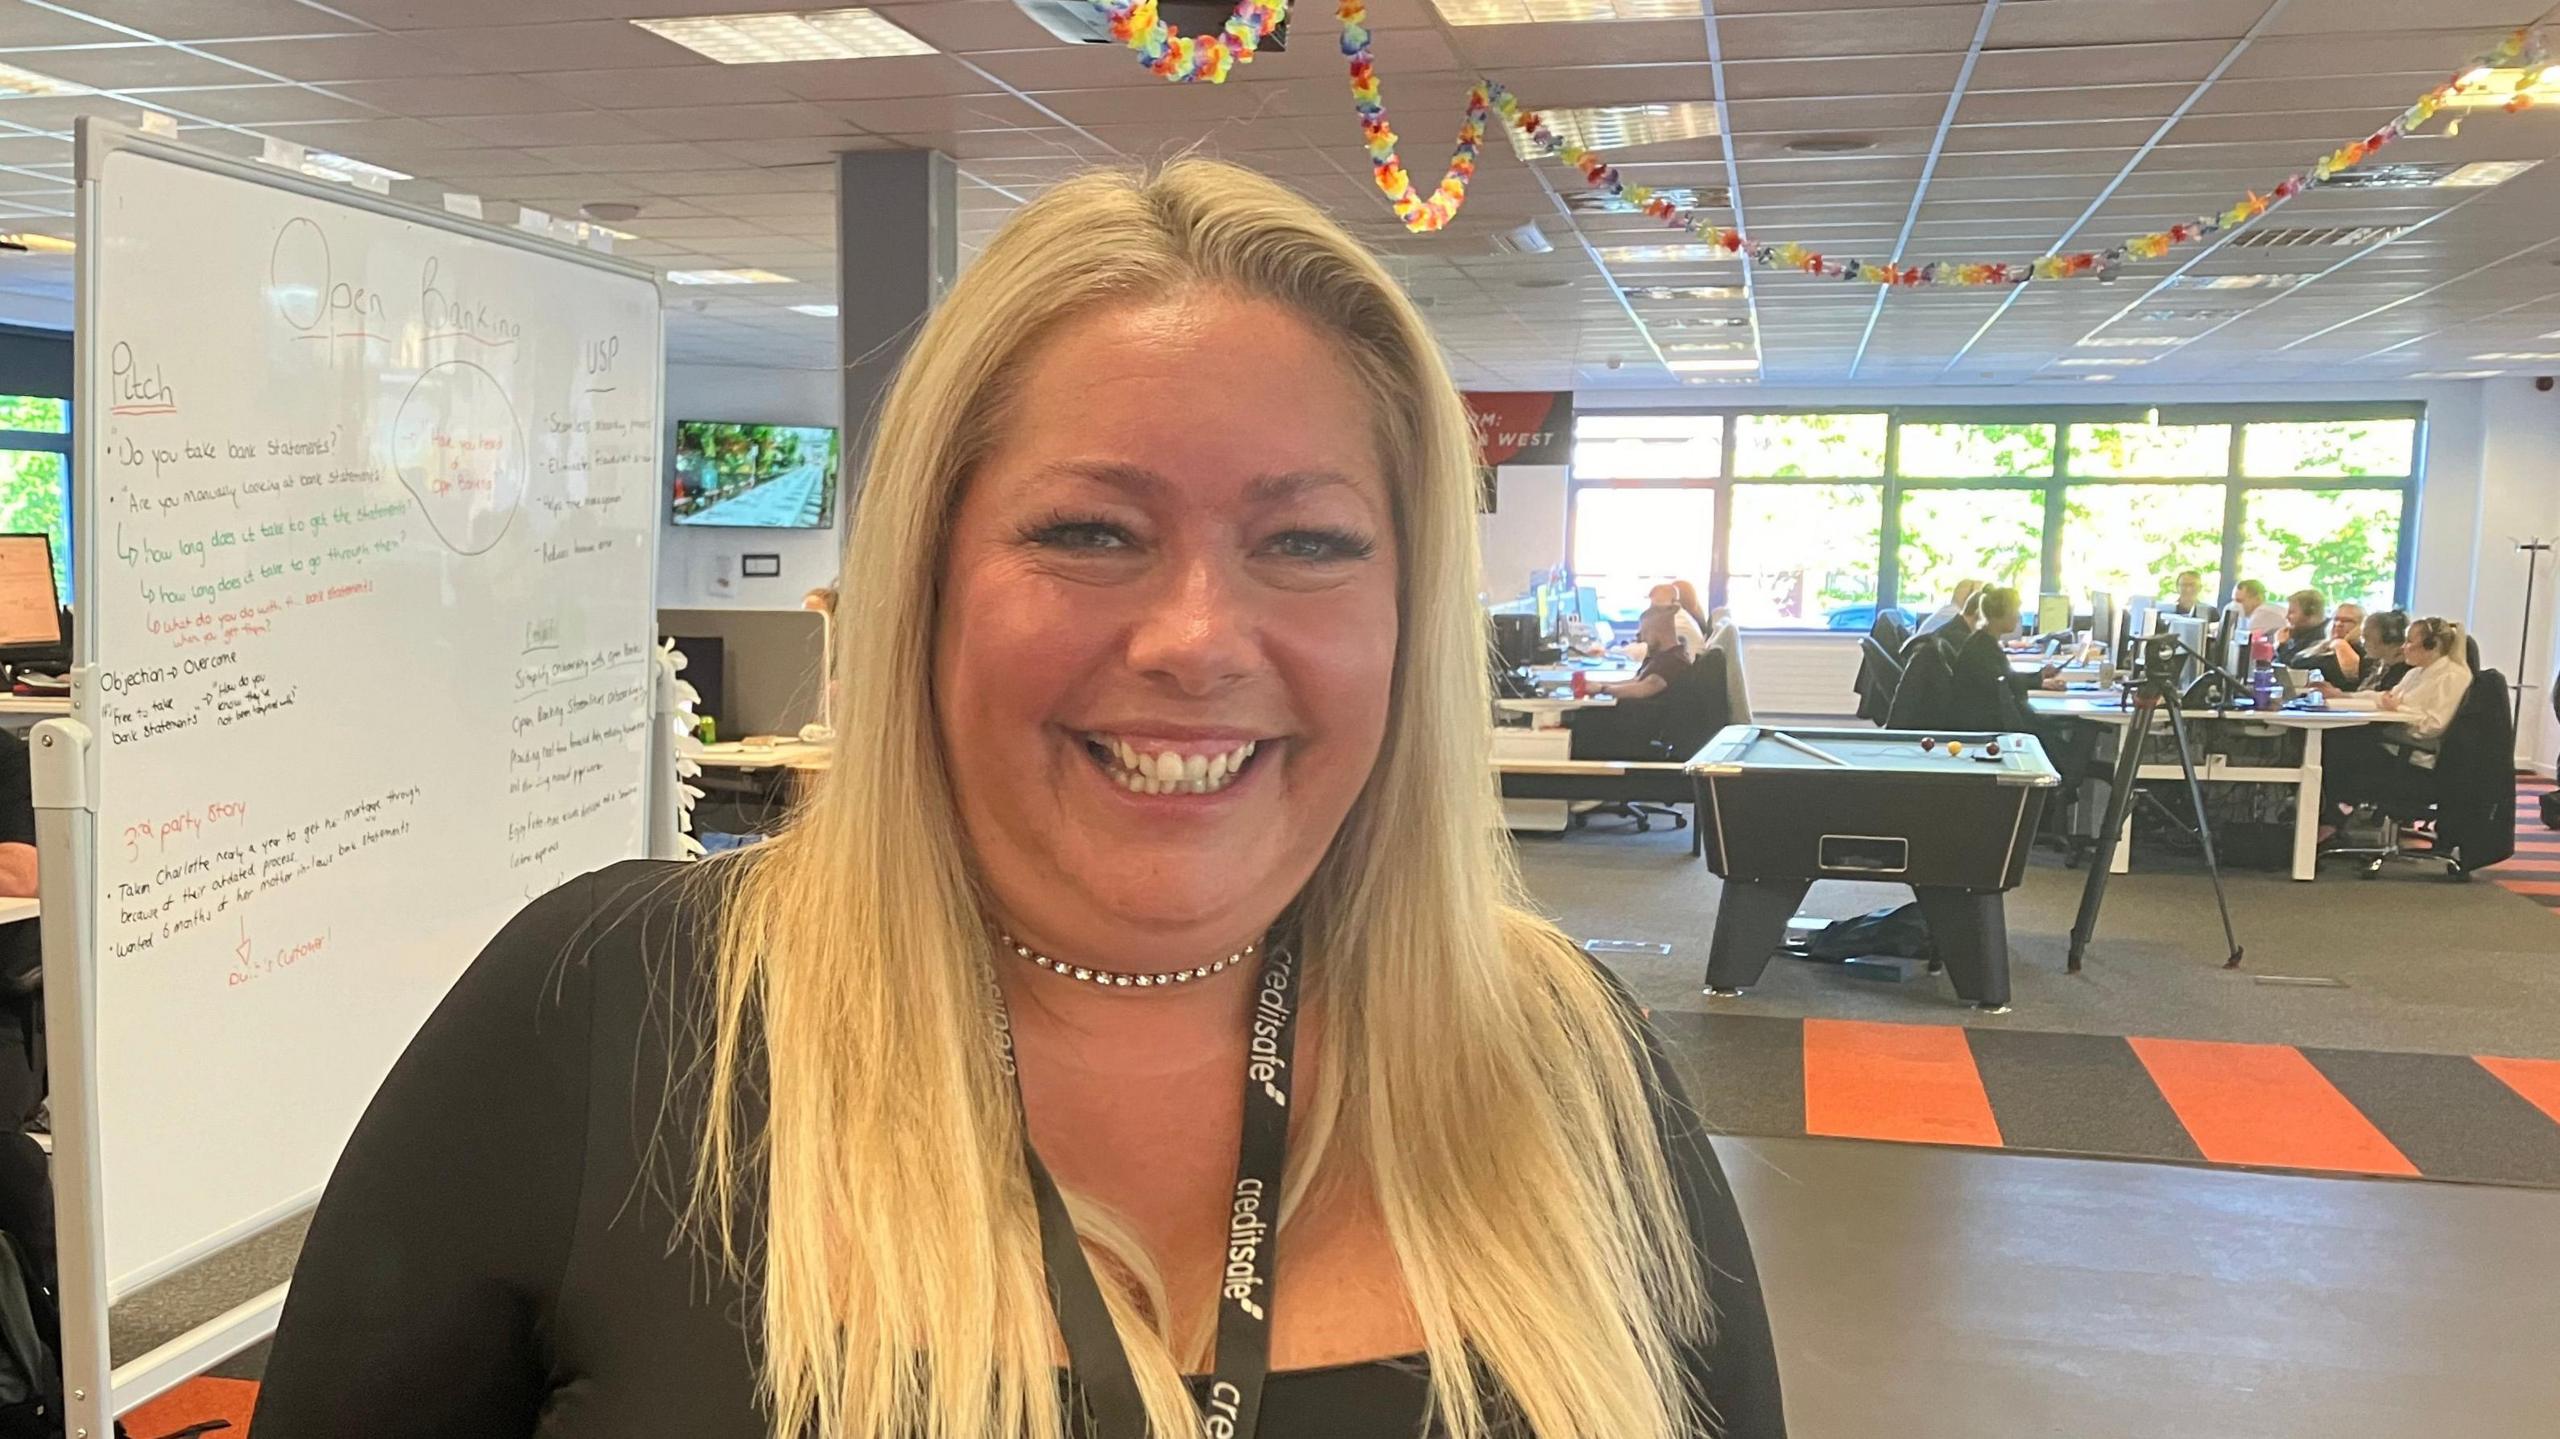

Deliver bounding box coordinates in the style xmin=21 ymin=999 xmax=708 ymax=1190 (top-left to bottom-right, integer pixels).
xmin=1946 ymin=741 xmax=1964 ymax=757
xmin=1920 ymin=736 xmax=1937 ymax=751
xmin=1985 ymin=741 xmax=2002 ymax=757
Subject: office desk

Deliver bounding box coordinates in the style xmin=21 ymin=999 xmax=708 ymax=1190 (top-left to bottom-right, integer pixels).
xmin=692 ymin=739 xmax=831 ymax=773
xmin=1495 ymin=696 xmax=1613 ymax=729
xmin=0 ymin=697 xmax=68 ymax=732
xmin=1527 ymin=664 xmax=1637 ymax=688
xmin=0 ymin=897 xmax=35 ymax=927
xmin=2026 ymin=694 xmax=2414 ymax=881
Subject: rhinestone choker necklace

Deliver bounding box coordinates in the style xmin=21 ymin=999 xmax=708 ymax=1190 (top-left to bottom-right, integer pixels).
xmin=1001 ymin=933 xmax=1256 ymax=989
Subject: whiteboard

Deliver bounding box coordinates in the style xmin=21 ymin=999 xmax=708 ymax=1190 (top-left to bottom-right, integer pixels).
xmin=70 ymin=129 xmax=663 ymax=1295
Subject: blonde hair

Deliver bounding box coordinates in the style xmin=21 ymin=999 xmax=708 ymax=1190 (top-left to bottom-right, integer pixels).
xmin=686 ymin=161 xmax=1706 ymax=1439
xmin=2411 ymin=616 xmax=2469 ymax=667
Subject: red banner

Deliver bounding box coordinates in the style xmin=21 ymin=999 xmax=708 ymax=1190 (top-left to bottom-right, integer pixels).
xmin=1463 ymin=391 xmax=1572 ymax=467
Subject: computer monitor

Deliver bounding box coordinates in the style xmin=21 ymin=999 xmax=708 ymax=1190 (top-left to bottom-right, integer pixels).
xmin=0 ymin=535 xmax=65 ymax=661
xmin=2034 ymin=594 xmax=2072 ymax=638
xmin=2123 ymin=595 xmax=2155 ymax=651
xmin=2164 ymin=614 xmax=2209 ymax=693
xmin=2084 ymin=590 xmax=2115 ymax=661
xmin=2221 ymin=614 xmax=2254 ymax=686
xmin=1492 ymin=612 xmax=1540 ymax=671
xmin=1572 ymin=586 xmax=1600 ymax=625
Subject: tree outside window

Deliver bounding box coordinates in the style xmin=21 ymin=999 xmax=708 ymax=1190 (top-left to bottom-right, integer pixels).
xmin=1899 ymin=422 xmax=2053 ymax=478
xmin=2067 ymin=421 xmax=2230 ymax=478
xmin=1733 ymin=413 xmax=1885 ymax=477
xmin=1726 ymin=484 xmax=1881 ymax=628
xmin=2062 ymin=484 xmax=2223 ymax=610
xmin=1571 ymin=487 xmax=1714 ymax=621
xmin=2240 ymin=419 xmax=2415 ymax=478
xmin=2239 ymin=489 xmax=2400 ymax=610
xmin=1897 ymin=489 xmax=2044 ymax=610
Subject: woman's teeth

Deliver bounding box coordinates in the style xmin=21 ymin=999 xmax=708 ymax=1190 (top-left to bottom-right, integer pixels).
xmin=1090 ymin=737 xmax=1258 ymax=796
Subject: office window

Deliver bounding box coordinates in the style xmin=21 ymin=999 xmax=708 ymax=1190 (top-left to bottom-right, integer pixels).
xmin=1725 ymin=484 xmax=1882 ymax=629
xmin=2240 ymin=419 xmax=2417 ymax=478
xmin=2238 ymin=488 xmax=2401 ymax=610
xmin=1733 ymin=412 xmax=1885 ymax=477
xmin=0 ymin=450 xmax=69 ymax=606
xmin=2066 ymin=420 xmax=2231 ymax=478
xmin=1898 ymin=422 xmax=2053 ymax=478
xmin=1571 ymin=414 xmax=1722 ymax=479
xmin=1571 ymin=486 xmax=1714 ymax=621
xmin=0 ymin=396 xmax=67 ymax=435
xmin=1897 ymin=489 xmax=2045 ymax=610
xmin=2062 ymin=484 xmax=2224 ymax=612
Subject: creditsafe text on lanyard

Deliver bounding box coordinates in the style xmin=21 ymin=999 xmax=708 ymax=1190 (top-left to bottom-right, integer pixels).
xmin=992 ymin=946 xmax=1300 ymax=1439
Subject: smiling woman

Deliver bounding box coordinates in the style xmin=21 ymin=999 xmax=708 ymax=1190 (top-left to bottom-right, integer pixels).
xmin=252 ymin=160 xmax=1782 ymax=1439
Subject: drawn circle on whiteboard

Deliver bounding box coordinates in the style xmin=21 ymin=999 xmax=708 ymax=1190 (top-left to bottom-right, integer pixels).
xmin=390 ymin=359 xmax=527 ymax=557
xmin=269 ymin=217 xmax=329 ymax=333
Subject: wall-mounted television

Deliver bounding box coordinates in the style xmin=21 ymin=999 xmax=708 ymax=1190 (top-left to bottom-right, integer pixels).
xmin=671 ymin=421 xmax=840 ymax=529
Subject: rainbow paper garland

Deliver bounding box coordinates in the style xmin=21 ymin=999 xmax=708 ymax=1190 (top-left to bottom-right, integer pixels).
xmin=1341 ymin=0 xmax=1485 ymax=232
xmin=1484 ymin=25 xmax=2544 ymax=287
xmin=1090 ymin=0 xmax=1290 ymax=82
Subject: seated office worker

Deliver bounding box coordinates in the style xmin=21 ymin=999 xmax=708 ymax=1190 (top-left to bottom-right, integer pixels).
xmin=1645 ymin=581 xmax=1711 ymax=659
xmin=1946 ymin=587 xmax=2096 ymax=787
xmin=2296 ymin=601 xmax=2363 ymax=681
xmin=254 ymin=162 xmax=1783 ymax=1439
xmin=1572 ymin=606 xmax=1724 ymax=763
xmin=2164 ymin=569 xmax=2207 ymax=617
xmin=2230 ymin=579 xmax=2287 ymax=640
xmin=1917 ymin=576 xmax=1983 ymax=637
xmin=2318 ymin=616 xmax=2474 ymax=827
xmin=2273 ymin=589 xmax=2328 ymax=665
xmin=2316 ymin=609 xmax=2409 ymax=695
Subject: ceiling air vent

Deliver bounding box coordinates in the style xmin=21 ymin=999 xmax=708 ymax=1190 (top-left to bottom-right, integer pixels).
xmin=2227 ymin=224 xmax=2407 ymax=249
xmin=1565 ymin=185 xmax=1726 ymax=214
xmin=2320 ymin=163 xmax=2462 ymax=190
xmin=1012 ymin=0 xmax=1286 ymax=48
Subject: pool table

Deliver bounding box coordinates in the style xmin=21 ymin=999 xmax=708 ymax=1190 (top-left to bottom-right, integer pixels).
xmin=1685 ymin=725 xmax=2060 ymax=1010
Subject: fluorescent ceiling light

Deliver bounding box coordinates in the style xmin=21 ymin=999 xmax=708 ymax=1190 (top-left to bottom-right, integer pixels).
xmin=0 ymin=62 xmax=87 ymax=98
xmin=2437 ymin=160 xmax=2541 ymax=188
xmin=2471 ymin=351 xmax=2560 ymax=361
xmin=2079 ymin=374 xmax=2117 ymax=383
xmin=1432 ymin=0 xmax=1701 ymax=25
xmin=666 ymin=268 xmax=794 ymax=285
xmin=2053 ymin=357 xmax=2146 ymax=367
xmin=635 ymin=8 xmax=935 ymax=64
xmin=1597 ymin=243 xmax=1725 ymax=265
xmin=789 ymin=303 xmax=839 ymax=317
xmin=0 ymin=233 xmax=72 ymax=254
xmin=1662 ymin=339 xmax=1747 ymax=353
xmin=1667 ymin=357 xmax=1759 ymax=373
xmin=2076 ymin=335 xmax=2181 ymax=348
xmin=301 ymin=150 xmax=411 ymax=186
xmin=2442 ymin=67 xmax=2560 ymax=109
xmin=1627 ymin=285 xmax=1741 ymax=302
xmin=2409 ymin=369 xmax=2504 ymax=379
xmin=1504 ymin=101 xmax=1717 ymax=161
xmin=2162 ymin=274 xmax=2298 ymax=291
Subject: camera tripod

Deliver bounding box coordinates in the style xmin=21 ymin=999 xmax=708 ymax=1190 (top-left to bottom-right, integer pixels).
xmin=2064 ymin=633 xmax=2245 ymax=973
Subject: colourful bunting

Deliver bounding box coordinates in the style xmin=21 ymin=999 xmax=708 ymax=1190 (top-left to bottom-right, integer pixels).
xmin=1090 ymin=0 xmax=1290 ymax=83
xmin=1470 ymin=23 xmax=2544 ymax=288
xmin=1341 ymin=0 xmax=1487 ymax=231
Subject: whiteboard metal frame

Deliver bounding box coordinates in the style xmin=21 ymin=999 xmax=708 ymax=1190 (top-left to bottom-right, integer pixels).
xmin=48 ymin=118 xmax=672 ymax=1436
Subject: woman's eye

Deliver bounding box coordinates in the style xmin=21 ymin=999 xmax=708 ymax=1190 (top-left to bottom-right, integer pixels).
xmin=1028 ymin=520 xmax=1133 ymax=551
xmin=1266 ymin=529 xmax=1375 ymax=562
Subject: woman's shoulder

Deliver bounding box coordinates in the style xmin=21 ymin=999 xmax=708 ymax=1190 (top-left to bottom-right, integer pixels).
xmin=473 ymin=858 xmax=725 ymax=1018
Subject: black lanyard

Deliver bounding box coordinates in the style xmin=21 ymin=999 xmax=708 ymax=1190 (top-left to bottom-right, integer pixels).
xmin=993 ymin=947 xmax=1300 ymax=1439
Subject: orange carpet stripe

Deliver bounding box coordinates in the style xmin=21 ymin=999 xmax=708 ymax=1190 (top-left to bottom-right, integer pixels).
xmin=1801 ymin=1019 xmax=2003 ymax=1147
xmin=2478 ymin=1055 xmax=2560 ymax=1128
xmin=125 ymin=1375 xmax=258 ymax=1436
xmin=2499 ymin=879 xmax=2560 ymax=896
xmin=2129 ymin=1037 xmax=2418 ymax=1177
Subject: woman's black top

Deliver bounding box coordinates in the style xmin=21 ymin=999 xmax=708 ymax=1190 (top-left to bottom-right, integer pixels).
xmin=251 ymin=862 xmax=1786 ymax=1438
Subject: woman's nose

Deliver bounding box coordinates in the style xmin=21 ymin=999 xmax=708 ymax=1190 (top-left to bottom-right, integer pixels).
xmin=1124 ymin=554 xmax=1256 ymax=696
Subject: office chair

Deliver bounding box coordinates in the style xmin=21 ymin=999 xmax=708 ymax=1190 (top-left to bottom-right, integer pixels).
xmin=1571 ymin=656 xmax=1731 ymax=835
xmin=1855 ymin=634 xmax=1904 ymax=725
xmin=2327 ymin=669 xmax=2516 ymax=879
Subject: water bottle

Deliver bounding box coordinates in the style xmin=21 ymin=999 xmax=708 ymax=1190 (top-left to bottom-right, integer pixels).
xmin=2249 ymin=630 xmax=2277 ymax=708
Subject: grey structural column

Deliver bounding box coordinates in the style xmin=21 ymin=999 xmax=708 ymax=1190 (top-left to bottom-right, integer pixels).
xmin=836 ymin=148 xmax=960 ymax=517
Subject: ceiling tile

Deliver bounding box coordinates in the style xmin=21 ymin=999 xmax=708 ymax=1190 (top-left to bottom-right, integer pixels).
xmin=45 ymin=0 xmax=372 ymax=41
xmin=5 ymin=43 xmax=265 ymax=89
xmin=195 ymin=34 xmax=482 ymax=82
xmin=608 ymin=103 xmax=861 ymax=142
xmin=401 ymin=22 xmax=707 ymax=74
